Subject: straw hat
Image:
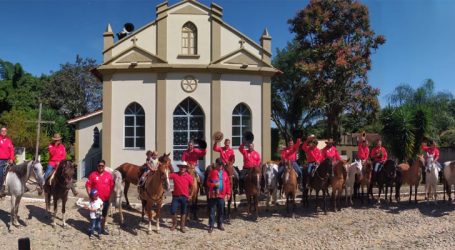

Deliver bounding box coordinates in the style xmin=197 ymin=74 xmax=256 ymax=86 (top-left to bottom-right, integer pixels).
xmin=213 ymin=131 xmax=224 ymax=142
xmin=52 ymin=133 xmax=62 ymax=141
xmin=177 ymin=161 xmax=189 ymax=168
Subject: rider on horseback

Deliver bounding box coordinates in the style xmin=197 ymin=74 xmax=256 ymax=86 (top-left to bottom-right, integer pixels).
xmin=213 ymin=138 xmax=236 ymax=173
xmin=138 ymin=150 xmax=159 ymax=189
xmin=321 ymin=138 xmax=342 ymax=177
xmin=0 ymin=126 xmax=15 ymax=197
xmin=302 ymin=135 xmax=323 ymax=177
xmin=421 ymin=140 xmax=441 ymax=172
xmin=278 ymin=138 xmax=303 ymax=189
xmin=182 ymin=140 xmax=207 ymax=184
xmin=44 ymin=133 xmax=78 ymax=196
xmin=238 ymin=142 xmax=261 ymax=194
xmin=370 ymin=139 xmax=388 ymax=179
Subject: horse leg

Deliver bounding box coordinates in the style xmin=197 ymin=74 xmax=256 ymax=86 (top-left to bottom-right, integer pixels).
xmin=62 ymin=197 xmax=67 ymax=228
xmin=124 ymin=182 xmax=131 ymax=208
xmin=255 ymin=195 xmax=259 ymax=219
xmin=141 ymin=200 xmax=146 ymax=223
xmin=414 ymin=184 xmax=418 ymax=204
xmin=323 ymin=189 xmax=327 ymax=215
xmin=314 ymin=190 xmax=319 ymax=213
xmin=331 ymin=189 xmax=336 ymax=212
xmin=377 ymin=185 xmax=382 ymax=204
xmin=52 ymin=196 xmax=58 ymax=227
xmin=10 ymin=195 xmax=18 ymax=227
xmin=146 ymin=204 xmax=152 ymax=234
xmin=155 ymin=208 xmax=160 ymax=232
xmin=193 ymin=194 xmax=199 ymax=221
xmin=425 ymin=183 xmax=429 ymax=204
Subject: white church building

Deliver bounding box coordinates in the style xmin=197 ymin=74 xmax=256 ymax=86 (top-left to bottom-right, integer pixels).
xmin=69 ymin=0 xmax=278 ymax=179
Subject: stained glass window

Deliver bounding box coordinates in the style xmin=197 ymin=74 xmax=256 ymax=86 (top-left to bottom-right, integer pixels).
xmin=173 ymin=98 xmax=204 ymax=160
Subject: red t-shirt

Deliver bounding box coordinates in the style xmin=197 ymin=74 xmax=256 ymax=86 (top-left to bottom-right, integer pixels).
xmin=322 ymin=145 xmax=342 ymax=162
xmin=212 ymin=143 xmax=235 ymax=164
xmin=280 ymin=138 xmax=302 ymax=162
xmin=182 ymin=148 xmax=207 ymax=166
xmin=169 ymin=172 xmax=193 ymax=198
xmin=370 ymin=146 xmax=388 ymax=163
xmin=86 ymin=171 xmax=114 ymax=202
xmin=239 ymin=144 xmax=261 ymax=169
xmin=302 ymin=141 xmax=323 ymax=163
xmin=357 ymin=144 xmax=370 ymax=161
xmin=0 ymin=136 xmax=15 ymax=161
xmin=421 ymin=145 xmax=440 ymax=161
xmin=48 ymin=143 xmax=67 ymax=168
xmin=206 ymin=168 xmax=231 ymax=199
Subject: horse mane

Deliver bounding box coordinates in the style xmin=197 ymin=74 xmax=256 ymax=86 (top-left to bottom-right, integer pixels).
xmin=11 ymin=161 xmax=31 ymax=179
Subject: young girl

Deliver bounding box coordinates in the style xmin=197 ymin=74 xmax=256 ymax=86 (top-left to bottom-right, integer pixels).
xmin=86 ymin=189 xmax=103 ymax=239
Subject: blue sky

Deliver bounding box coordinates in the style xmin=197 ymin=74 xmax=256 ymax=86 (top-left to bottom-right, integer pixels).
xmin=1 ymin=0 xmax=454 ymax=105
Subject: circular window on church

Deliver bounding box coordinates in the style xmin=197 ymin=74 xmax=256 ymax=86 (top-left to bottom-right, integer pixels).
xmin=181 ymin=75 xmax=198 ymax=93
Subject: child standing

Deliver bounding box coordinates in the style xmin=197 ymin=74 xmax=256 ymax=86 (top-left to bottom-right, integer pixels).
xmin=86 ymin=189 xmax=103 ymax=239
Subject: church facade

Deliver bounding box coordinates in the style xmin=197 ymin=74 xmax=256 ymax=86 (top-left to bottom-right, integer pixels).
xmin=71 ymin=0 xmax=278 ymax=178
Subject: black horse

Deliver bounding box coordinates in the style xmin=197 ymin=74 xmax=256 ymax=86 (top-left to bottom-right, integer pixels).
xmin=370 ymin=159 xmax=396 ymax=204
xmin=302 ymin=158 xmax=332 ymax=214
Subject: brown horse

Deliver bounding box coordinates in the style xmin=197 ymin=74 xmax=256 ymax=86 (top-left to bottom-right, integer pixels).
xmin=283 ymin=161 xmax=298 ymax=217
xmin=331 ymin=160 xmax=347 ymax=211
xmin=244 ymin=166 xmax=261 ymax=219
xmin=309 ymin=158 xmax=332 ymax=214
xmin=186 ymin=163 xmax=202 ymax=221
xmin=395 ymin=158 xmax=422 ymax=203
xmin=443 ymin=161 xmax=455 ymax=201
xmin=373 ymin=159 xmax=396 ymax=204
xmin=139 ymin=153 xmax=171 ymax=234
xmin=44 ymin=160 xmax=76 ymax=228
xmin=115 ymin=162 xmax=142 ymax=208
xmin=225 ymin=161 xmax=238 ymax=221
xmin=359 ymin=160 xmax=373 ymax=204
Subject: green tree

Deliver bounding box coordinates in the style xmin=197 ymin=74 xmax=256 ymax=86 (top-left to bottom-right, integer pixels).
xmin=272 ymin=41 xmax=322 ymax=142
xmin=289 ymin=0 xmax=385 ymax=140
xmin=43 ymin=55 xmax=102 ymax=119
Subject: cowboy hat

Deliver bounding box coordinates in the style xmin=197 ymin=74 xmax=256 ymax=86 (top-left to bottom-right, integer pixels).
xmin=52 ymin=133 xmax=62 ymax=141
xmin=213 ymin=131 xmax=224 ymax=143
xmin=177 ymin=161 xmax=189 ymax=168
xmin=325 ymin=138 xmax=335 ymax=144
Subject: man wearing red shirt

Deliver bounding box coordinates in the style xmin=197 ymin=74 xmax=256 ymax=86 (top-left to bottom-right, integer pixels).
xmin=206 ymin=158 xmax=231 ymax=233
xmin=0 ymin=126 xmax=15 ymax=197
xmin=213 ymin=139 xmax=235 ymax=166
xmin=421 ymin=140 xmax=441 ymax=172
xmin=86 ymin=160 xmax=114 ymax=235
xmin=278 ymin=138 xmax=302 ymax=186
xmin=370 ymin=139 xmax=388 ymax=175
xmin=357 ymin=138 xmax=370 ymax=162
xmin=44 ymin=133 xmax=67 ymax=180
xmin=321 ymin=138 xmax=342 ymax=163
xmin=302 ymin=135 xmax=323 ymax=174
xmin=238 ymin=142 xmax=261 ymax=194
xmin=169 ymin=161 xmax=194 ymax=233
xmin=182 ymin=140 xmax=207 ymax=183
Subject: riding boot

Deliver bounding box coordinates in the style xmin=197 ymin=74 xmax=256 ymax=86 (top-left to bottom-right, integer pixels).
xmin=170 ymin=215 xmax=177 ymax=231
xmin=180 ymin=215 xmax=187 ymax=233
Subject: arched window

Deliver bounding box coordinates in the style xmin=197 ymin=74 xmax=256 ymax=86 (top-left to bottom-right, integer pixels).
xmin=181 ymin=22 xmax=197 ymax=55
xmin=173 ymin=98 xmax=205 ymax=160
xmin=232 ymin=103 xmax=251 ymax=147
xmin=93 ymin=127 xmax=100 ymax=148
xmin=124 ymin=102 xmax=145 ymax=149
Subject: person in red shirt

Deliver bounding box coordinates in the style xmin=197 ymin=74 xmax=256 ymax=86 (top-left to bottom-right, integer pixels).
xmin=86 ymin=160 xmax=114 ymax=235
xmin=421 ymin=140 xmax=441 ymax=172
xmin=206 ymin=158 xmax=231 ymax=233
xmin=0 ymin=126 xmax=15 ymax=197
xmin=169 ymin=161 xmax=194 ymax=233
xmin=302 ymin=135 xmax=323 ymax=175
xmin=278 ymin=138 xmax=303 ymax=186
xmin=321 ymin=138 xmax=342 ymax=163
xmin=370 ymin=139 xmax=388 ymax=175
xmin=238 ymin=142 xmax=261 ymax=194
xmin=357 ymin=137 xmax=370 ymax=162
xmin=213 ymin=138 xmax=235 ymax=166
xmin=182 ymin=140 xmax=207 ymax=183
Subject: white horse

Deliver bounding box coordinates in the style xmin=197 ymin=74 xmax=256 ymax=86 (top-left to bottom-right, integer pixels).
xmin=425 ymin=154 xmax=439 ymax=204
xmin=345 ymin=159 xmax=362 ymax=206
xmin=5 ymin=160 xmax=45 ymax=227
xmin=262 ymin=162 xmax=279 ymax=208
xmin=105 ymin=167 xmax=124 ymax=225
xmin=443 ymin=161 xmax=455 ymax=201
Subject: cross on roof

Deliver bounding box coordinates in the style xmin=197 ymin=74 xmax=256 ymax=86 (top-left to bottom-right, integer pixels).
xmin=239 ymin=38 xmax=246 ymax=48
xmin=28 ymin=103 xmax=55 ymax=161
xmin=131 ymin=36 xmax=138 ymax=46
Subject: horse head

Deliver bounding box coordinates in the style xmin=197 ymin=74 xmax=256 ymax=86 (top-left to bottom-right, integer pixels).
xmin=263 ymin=162 xmax=278 ymax=189
xmin=157 ymin=160 xmax=170 ymax=192
xmin=59 ymin=160 xmax=76 ymax=189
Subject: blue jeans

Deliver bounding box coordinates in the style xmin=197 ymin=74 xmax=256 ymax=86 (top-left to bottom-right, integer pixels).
xmin=195 ymin=166 xmax=205 ymax=184
xmin=208 ymin=198 xmax=224 ymax=227
xmin=278 ymin=161 xmax=302 ymax=179
xmin=44 ymin=165 xmax=54 ymax=181
xmin=0 ymin=160 xmax=8 ymax=186
xmin=88 ymin=218 xmax=102 ymax=235
xmin=170 ymin=196 xmax=188 ymax=215
xmin=307 ymin=162 xmax=317 ymax=173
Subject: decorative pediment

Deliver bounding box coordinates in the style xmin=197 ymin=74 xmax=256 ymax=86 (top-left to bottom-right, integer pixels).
xmin=171 ymin=4 xmax=207 ymax=15
xmin=213 ymin=48 xmax=272 ymax=67
xmin=105 ymin=46 xmax=167 ymax=65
